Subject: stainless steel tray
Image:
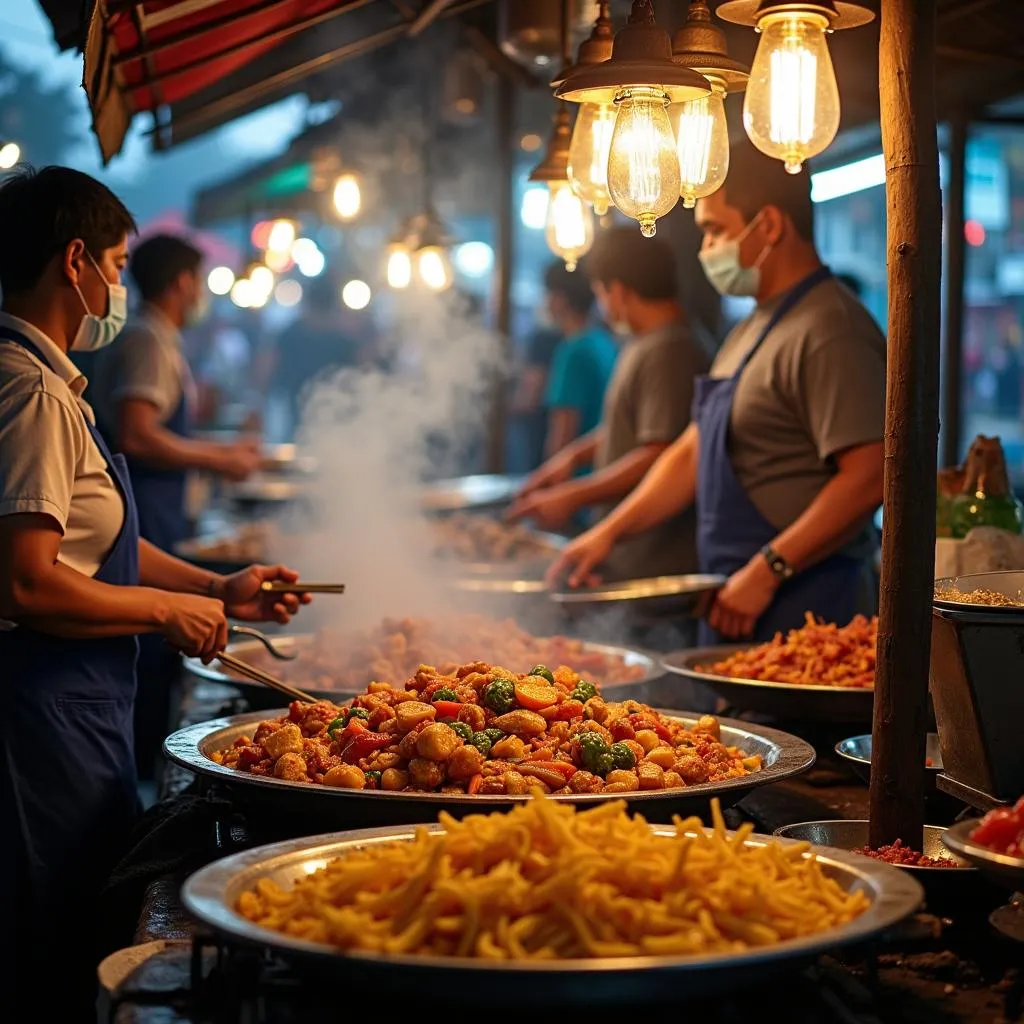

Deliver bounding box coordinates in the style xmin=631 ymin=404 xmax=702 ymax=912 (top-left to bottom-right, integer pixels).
xmin=551 ymin=575 xmax=726 ymax=618
xmin=182 ymin=635 xmax=663 ymax=697
xmin=942 ymin=819 xmax=1024 ymax=890
xmin=934 ymin=570 xmax=1024 ymax=616
xmin=163 ymin=709 xmax=816 ymax=827
xmin=421 ymin=474 xmax=528 ymax=514
xmin=662 ymin=645 xmax=874 ymax=723
xmin=180 ymin=822 xmax=921 ymax=1002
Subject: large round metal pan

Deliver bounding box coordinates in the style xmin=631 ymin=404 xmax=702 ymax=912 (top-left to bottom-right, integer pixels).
xmin=933 ymin=570 xmax=1024 ymax=616
xmin=942 ymin=819 xmax=1024 ymax=890
xmin=662 ymin=646 xmax=874 ymax=723
xmin=181 ymin=822 xmax=921 ymax=1003
xmin=551 ymin=574 xmax=726 ymax=619
xmin=182 ymin=635 xmax=664 ymax=705
xmin=420 ymin=474 xmax=528 ymax=514
xmin=163 ymin=709 xmax=816 ymax=827
xmin=835 ymin=733 xmax=943 ymax=784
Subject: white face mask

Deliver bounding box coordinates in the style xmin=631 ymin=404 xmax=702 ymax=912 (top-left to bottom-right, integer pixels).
xmin=699 ymin=212 xmax=773 ymax=298
xmin=71 ymin=252 xmax=127 ymax=352
xmin=185 ymin=285 xmax=211 ymax=328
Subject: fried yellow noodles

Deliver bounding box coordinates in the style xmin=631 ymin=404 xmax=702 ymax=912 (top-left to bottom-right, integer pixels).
xmin=236 ymin=797 xmax=870 ymax=959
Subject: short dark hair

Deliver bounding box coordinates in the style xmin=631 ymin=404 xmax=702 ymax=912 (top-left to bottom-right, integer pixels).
xmin=0 ymin=166 xmax=136 ymax=295
xmin=721 ymin=139 xmax=815 ymax=241
xmin=585 ymin=227 xmax=677 ymax=300
xmin=129 ymin=234 xmax=203 ymax=301
xmin=543 ymin=260 xmax=594 ymax=315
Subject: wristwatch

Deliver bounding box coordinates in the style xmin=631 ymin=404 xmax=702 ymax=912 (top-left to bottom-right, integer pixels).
xmin=760 ymin=544 xmax=794 ymax=581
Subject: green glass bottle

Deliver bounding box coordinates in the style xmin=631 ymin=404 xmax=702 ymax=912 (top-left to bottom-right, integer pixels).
xmin=948 ymin=436 xmax=1024 ymax=539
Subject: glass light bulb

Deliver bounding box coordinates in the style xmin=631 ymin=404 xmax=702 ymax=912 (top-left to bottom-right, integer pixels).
xmin=607 ymin=87 xmax=681 ymax=238
xmin=386 ymin=244 xmax=413 ymax=289
xmin=743 ymin=12 xmax=840 ymax=174
xmin=567 ymin=102 xmax=616 ymax=216
xmin=671 ymin=79 xmax=731 ymax=209
xmin=544 ymin=182 xmax=594 ymax=272
xmin=417 ymin=246 xmax=452 ymax=292
xmin=332 ymin=173 xmax=362 ymax=220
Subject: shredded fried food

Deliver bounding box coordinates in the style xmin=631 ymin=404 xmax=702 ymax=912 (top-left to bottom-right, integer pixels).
xmin=933 ymin=585 xmax=1023 ymax=608
xmin=211 ymin=662 xmax=761 ymax=794
xmin=236 ymin=796 xmax=871 ymax=958
xmin=697 ymin=613 xmax=876 ymax=689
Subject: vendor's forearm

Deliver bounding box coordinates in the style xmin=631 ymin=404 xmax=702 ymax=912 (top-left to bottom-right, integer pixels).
xmin=562 ymin=443 xmax=666 ymax=510
xmin=139 ymin=539 xmax=222 ymax=596
xmin=602 ymin=426 xmax=699 ymax=539
xmin=771 ymin=457 xmax=883 ymax=572
xmin=564 ymin=429 xmax=600 ymax=471
xmin=2 ymin=562 xmax=170 ymax=637
xmin=118 ymin=427 xmax=229 ymax=474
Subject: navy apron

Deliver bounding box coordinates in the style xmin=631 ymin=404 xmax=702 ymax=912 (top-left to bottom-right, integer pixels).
xmin=0 ymin=328 xmax=141 ymax=1003
xmin=694 ymin=267 xmax=870 ymax=646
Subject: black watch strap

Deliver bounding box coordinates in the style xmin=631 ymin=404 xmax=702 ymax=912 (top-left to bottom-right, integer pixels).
xmin=761 ymin=544 xmax=794 ymax=580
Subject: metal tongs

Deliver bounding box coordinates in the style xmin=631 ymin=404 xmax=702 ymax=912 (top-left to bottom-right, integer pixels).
xmin=215 ymin=625 xmax=316 ymax=704
xmin=259 ymin=581 xmax=346 ymax=594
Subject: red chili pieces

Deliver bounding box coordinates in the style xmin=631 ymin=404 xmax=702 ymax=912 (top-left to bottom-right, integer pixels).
xmin=856 ymin=839 xmax=957 ymax=868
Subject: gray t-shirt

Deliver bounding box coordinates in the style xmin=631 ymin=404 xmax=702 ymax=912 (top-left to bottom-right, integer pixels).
xmin=596 ymin=318 xmax=711 ymax=581
xmin=711 ymin=276 xmax=885 ymax=561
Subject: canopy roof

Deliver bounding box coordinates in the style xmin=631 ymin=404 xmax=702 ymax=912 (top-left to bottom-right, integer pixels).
xmin=36 ymin=0 xmax=1024 ymax=164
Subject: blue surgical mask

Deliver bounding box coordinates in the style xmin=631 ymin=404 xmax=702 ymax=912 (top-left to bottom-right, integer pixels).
xmin=698 ymin=212 xmax=772 ymax=298
xmin=71 ymin=252 xmax=127 ymax=352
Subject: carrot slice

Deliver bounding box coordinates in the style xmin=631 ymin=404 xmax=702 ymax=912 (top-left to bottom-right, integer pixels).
xmin=468 ymin=774 xmax=483 ymax=795
xmin=513 ymin=678 xmax=558 ymax=711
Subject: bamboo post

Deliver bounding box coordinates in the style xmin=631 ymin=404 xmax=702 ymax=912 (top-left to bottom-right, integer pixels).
xmin=869 ymin=0 xmax=943 ymax=848
xmin=940 ymin=113 xmax=968 ymax=469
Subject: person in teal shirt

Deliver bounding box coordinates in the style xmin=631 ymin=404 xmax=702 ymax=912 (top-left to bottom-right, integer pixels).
xmin=542 ymin=261 xmax=618 ymax=463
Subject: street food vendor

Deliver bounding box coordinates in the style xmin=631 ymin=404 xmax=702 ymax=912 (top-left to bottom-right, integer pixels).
xmin=0 ymin=167 xmax=309 ymax=1010
xmin=90 ymin=233 xmax=263 ymax=779
xmin=550 ymin=141 xmax=886 ymax=643
xmin=509 ymin=229 xmax=710 ymax=581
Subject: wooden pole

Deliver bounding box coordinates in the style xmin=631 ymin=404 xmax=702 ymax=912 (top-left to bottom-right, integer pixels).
xmin=869 ymin=0 xmax=942 ymax=849
xmin=941 ymin=113 xmax=968 ymax=469
xmin=487 ymin=73 xmax=516 ymax=473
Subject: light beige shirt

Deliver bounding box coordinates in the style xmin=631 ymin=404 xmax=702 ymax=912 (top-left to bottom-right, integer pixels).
xmin=0 ymin=313 xmax=125 ymax=577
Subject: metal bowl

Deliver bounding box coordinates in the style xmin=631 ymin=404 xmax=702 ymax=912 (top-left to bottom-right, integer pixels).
xmin=835 ymin=733 xmax=943 ymax=785
xmin=421 ymin=474 xmax=528 ymax=514
xmin=163 ymin=710 xmax=816 ymax=827
xmin=662 ymin=646 xmax=874 ymax=723
xmin=774 ymin=820 xmax=982 ymax=909
xmin=933 ymin=570 xmax=1024 ymax=615
xmin=550 ymin=575 xmax=726 ymax=619
xmin=180 ymin=823 xmax=922 ymax=1002
xmin=942 ymin=819 xmax=1024 ymax=890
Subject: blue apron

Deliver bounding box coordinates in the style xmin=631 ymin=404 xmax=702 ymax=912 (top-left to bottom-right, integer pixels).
xmin=0 ymin=328 xmax=141 ymax=1000
xmin=695 ymin=267 xmax=870 ymax=646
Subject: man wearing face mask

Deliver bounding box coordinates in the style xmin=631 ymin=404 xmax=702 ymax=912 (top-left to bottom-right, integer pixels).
xmin=0 ymin=168 xmax=310 ymax=1010
xmin=510 ymin=229 xmax=711 ymax=582
xmin=550 ymin=141 xmax=886 ymax=642
xmin=91 ymin=233 xmax=265 ymax=780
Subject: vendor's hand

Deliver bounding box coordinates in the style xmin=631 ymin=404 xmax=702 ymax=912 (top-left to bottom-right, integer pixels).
xmin=707 ymin=556 xmax=780 ymax=639
xmin=216 ymin=441 xmax=263 ymax=482
xmin=546 ymin=524 xmax=615 ymax=589
xmin=216 ymin=564 xmax=312 ymax=624
xmin=507 ymin=485 xmax=578 ymax=530
xmin=516 ymin=451 xmax=575 ymax=499
xmin=160 ymin=594 xmax=228 ymax=663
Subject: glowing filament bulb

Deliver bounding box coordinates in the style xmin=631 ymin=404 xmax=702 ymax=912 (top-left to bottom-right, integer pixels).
xmin=545 ymin=182 xmax=595 ymax=272
xmin=743 ymin=12 xmax=840 ymax=174
xmin=386 ymin=244 xmax=412 ymax=289
xmin=332 ymin=173 xmax=362 ymax=220
xmin=417 ymin=246 xmax=452 ymax=292
xmin=567 ymin=102 xmax=616 ymax=216
xmin=607 ymin=87 xmax=680 ymax=238
xmin=671 ymin=78 xmax=730 ymax=209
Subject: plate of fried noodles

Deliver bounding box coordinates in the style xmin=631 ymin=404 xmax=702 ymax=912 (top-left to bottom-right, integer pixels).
xmin=182 ymin=796 xmax=922 ymax=1002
